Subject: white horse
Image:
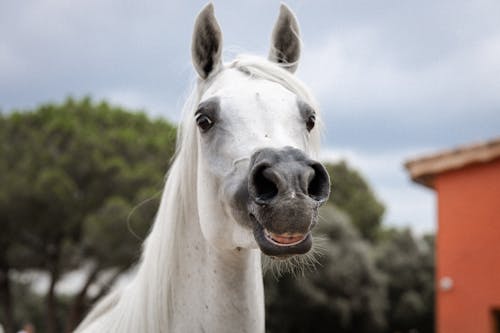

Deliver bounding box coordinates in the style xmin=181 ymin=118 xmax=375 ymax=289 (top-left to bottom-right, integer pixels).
xmin=76 ymin=3 xmax=330 ymax=333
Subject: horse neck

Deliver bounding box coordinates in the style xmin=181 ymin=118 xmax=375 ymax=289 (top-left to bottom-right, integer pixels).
xmin=167 ymin=210 xmax=265 ymax=332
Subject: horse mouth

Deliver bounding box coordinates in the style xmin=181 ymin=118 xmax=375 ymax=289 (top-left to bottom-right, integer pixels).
xmin=264 ymin=230 xmax=308 ymax=246
xmin=250 ymin=214 xmax=312 ymax=257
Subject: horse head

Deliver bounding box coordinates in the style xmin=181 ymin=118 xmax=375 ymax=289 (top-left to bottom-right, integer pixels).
xmin=191 ymin=4 xmax=330 ymax=258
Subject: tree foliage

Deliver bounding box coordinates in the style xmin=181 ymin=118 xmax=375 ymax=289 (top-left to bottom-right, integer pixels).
xmin=325 ymin=162 xmax=385 ymax=242
xmin=376 ymin=230 xmax=435 ymax=333
xmin=265 ymin=163 xmax=435 ymax=333
xmin=0 ymin=99 xmax=435 ymax=333
xmin=265 ymin=204 xmax=387 ymax=333
xmin=0 ymin=98 xmax=176 ymax=333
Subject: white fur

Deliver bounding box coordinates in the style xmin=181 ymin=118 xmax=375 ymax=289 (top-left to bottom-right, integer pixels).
xmin=75 ymin=56 xmax=321 ymax=333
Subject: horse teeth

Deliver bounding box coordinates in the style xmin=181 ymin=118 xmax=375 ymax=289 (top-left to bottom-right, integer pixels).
xmin=264 ymin=229 xmax=306 ymax=245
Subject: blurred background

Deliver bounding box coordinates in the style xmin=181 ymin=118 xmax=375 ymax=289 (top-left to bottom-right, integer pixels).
xmin=1 ymin=0 xmax=499 ymax=332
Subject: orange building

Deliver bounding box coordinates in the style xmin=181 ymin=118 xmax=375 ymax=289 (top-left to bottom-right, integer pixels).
xmin=405 ymin=138 xmax=500 ymax=333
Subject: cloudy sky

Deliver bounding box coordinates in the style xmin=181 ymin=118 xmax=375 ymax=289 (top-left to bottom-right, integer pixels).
xmin=2 ymin=0 xmax=499 ymax=234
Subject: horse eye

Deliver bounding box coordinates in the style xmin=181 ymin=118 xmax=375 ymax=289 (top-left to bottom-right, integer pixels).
xmin=196 ymin=114 xmax=214 ymax=132
xmin=306 ymin=115 xmax=316 ymax=132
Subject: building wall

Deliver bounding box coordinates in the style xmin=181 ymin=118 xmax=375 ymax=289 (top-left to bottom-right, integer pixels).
xmin=435 ymin=158 xmax=500 ymax=333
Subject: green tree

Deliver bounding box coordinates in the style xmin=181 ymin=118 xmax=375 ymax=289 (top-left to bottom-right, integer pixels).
xmin=0 ymin=98 xmax=176 ymax=333
xmin=325 ymin=162 xmax=385 ymax=242
xmin=265 ymin=162 xmax=435 ymax=333
xmin=265 ymin=204 xmax=388 ymax=333
xmin=376 ymin=229 xmax=435 ymax=333
xmin=1 ymin=101 xmax=436 ymax=333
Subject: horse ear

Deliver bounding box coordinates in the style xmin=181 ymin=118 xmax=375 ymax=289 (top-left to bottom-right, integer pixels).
xmin=192 ymin=3 xmax=223 ymax=79
xmin=268 ymin=4 xmax=301 ymax=73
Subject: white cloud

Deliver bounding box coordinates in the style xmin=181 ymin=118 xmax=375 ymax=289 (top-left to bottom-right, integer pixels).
xmin=300 ymin=28 xmax=500 ymax=118
xmin=2 ymin=0 xmax=498 ymax=236
xmin=320 ymin=147 xmax=436 ymax=234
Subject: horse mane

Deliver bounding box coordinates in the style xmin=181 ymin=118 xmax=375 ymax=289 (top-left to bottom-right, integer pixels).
xmin=76 ymin=55 xmax=321 ymax=332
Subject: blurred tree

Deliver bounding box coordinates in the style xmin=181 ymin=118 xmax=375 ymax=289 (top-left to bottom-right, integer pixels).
xmin=0 ymin=101 xmax=436 ymax=333
xmin=265 ymin=204 xmax=388 ymax=333
xmin=265 ymin=162 xmax=435 ymax=333
xmin=0 ymin=98 xmax=176 ymax=333
xmin=325 ymin=162 xmax=385 ymax=242
xmin=376 ymin=229 xmax=435 ymax=333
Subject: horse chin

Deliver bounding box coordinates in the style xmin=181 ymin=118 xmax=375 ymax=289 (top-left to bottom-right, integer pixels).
xmin=249 ymin=214 xmax=313 ymax=257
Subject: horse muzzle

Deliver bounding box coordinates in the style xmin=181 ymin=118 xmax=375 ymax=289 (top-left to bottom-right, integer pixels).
xmin=246 ymin=147 xmax=330 ymax=257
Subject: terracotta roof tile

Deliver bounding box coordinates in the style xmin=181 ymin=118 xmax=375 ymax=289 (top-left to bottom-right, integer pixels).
xmin=404 ymin=137 xmax=500 ymax=188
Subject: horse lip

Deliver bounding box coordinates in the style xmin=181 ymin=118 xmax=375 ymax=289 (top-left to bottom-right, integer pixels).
xmin=249 ymin=213 xmax=312 ymax=256
xmin=264 ymin=230 xmax=308 ymax=247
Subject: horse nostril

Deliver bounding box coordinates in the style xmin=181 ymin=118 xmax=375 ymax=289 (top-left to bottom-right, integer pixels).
xmin=251 ymin=164 xmax=279 ymax=204
xmin=307 ymin=162 xmax=331 ymax=202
